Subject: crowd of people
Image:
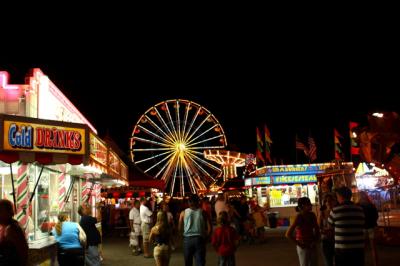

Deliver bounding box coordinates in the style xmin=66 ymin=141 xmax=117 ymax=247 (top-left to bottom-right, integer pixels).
xmin=125 ymin=192 xmax=273 ymax=266
xmin=0 ymin=186 xmax=382 ymax=266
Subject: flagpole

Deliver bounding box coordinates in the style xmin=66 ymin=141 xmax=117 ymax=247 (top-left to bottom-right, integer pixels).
xmin=295 ymin=134 xmax=298 ymax=164
xmin=349 ymin=122 xmax=353 ymax=163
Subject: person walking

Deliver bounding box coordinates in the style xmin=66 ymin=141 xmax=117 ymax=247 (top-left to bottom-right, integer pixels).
xmin=78 ymin=205 xmax=102 ymax=266
xmin=52 ymin=212 xmax=86 ymax=266
xmin=0 ymin=199 xmax=28 ymax=266
xmin=149 ymin=211 xmax=173 ymax=266
xmin=129 ymin=199 xmax=142 ymax=255
xmin=357 ymin=191 xmax=379 ymax=266
xmin=179 ymin=194 xmax=211 ymax=266
xmin=319 ymin=193 xmax=337 ymax=266
xmin=211 ymin=211 xmax=239 ymax=266
xmin=140 ymin=197 xmax=153 ymax=258
xmin=286 ymin=197 xmax=320 ymax=266
xmin=328 ymin=186 xmax=365 ymax=266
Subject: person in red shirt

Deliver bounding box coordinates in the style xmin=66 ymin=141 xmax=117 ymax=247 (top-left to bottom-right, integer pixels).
xmin=211 ymin=211 xmax=239 ymax=266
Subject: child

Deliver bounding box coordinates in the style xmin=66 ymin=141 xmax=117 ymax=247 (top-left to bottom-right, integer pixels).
xmin=211 ymin=211 xmax=240 ymax=266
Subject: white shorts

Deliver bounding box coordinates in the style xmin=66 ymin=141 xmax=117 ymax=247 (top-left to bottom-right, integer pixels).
xmin=132 ymin=224 xmax=142 ymax=236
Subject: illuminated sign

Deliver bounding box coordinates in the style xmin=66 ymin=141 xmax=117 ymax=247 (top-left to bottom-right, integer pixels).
xmin=256 ymin=163 xmax=343 ymax=176
xmin=244 ymin=176 xmax=271 ymax=186
xmin=272 ymin=175 xmax=317 ymax=184
xmin=3 ymin=120 xmax=86 ymax=155
xmin=252 ymin=176 xmax=271 ymax=185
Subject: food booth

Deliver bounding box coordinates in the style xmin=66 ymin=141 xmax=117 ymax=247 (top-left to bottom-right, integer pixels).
xmin=245 ymin=162 xmax=354 ymax=224
xmin=0 ymin=69 xmax=128 ymax=265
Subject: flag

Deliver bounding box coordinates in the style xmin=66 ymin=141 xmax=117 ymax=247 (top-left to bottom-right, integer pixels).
xmin=256 ymin=127 xmax=265 ymax=166
xmin=349 ymin=121 xmax=360 ymax=155
xmin=296 ymin=136 xmax=309 ymax=156
xmin=334 ymin=128 xmax=343 ymax=160
xmin=264 ymin=124 xmax=273 ymax=164
xmin=308 ymin=136 xmax=317 ymax=162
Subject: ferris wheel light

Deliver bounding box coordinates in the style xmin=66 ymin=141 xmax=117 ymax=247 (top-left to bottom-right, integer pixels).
xmin=176 ymin=143 xmax=186 ymax=152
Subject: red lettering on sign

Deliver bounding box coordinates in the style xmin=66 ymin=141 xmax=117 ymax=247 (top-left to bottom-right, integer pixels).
xmin=57 ymin=130 xmax=65 ymax=148
xmin=73 ymin=132 xmax=81 ymax=150
xmin=44 ymin=129 xmax=52 ymax=147
xmin=35 ymin=128 xmax=44 ymax=147
xmin=65 ymin=131 xmax=73 ymax=149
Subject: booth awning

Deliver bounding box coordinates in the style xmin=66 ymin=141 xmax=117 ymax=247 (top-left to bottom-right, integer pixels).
xmin=0 ymin=151 xmax=85 ymax=165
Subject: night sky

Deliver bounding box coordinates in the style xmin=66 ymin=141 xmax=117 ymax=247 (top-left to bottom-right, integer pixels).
xmin=1 ymin=56 xmax=397 ymax=166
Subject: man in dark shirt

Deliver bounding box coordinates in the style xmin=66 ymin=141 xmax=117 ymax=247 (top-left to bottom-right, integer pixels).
xmin=78 ymin=205 xmax=101 ymax=266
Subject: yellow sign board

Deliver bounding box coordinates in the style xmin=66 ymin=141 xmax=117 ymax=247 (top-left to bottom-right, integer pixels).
xmin=3 ymin=120 xmax=86 ymax=155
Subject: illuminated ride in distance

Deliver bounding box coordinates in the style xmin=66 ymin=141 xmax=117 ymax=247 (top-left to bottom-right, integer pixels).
xmin=204 ymin=150 xmax=247 ymax=180
xmin=130 ymin=99 xmax=227 ymax=196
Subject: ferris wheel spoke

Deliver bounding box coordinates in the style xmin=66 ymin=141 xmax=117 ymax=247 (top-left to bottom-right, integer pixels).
xmin=175 ymin=100 xmax=182 ymax=142
xmin=153 ymin=108 xmax=176 ymax=142
xmin=187 ymin=134 xmax=225 ymax=147
xmin=143 ymin=152 xmax=175 ymax=173
xmin=178 ymin=157 xmax=185 ymax=196
xmin=181 ymin=159 xmax=196 ymax=193
xmin=187 ymin=152 xmax=222 ymax=172
xmin=154 ymin=153 xmax=176 ymax=178
xmin=137 ymin=125 xmax=174 ymax=145
xmin=181 ymin=102 xmax=191 ymax=141
xmin=184 ymin=107 xmax=201 ymax=140
xmin=134 ymin=150 xmax=173 ymax=164
xmin=186 ymin=155 xmax=215 ymax=180
xmin=144 ymin=115 xmax=176 ymax=143
xmin=169 ymin=156 xmax=179 ymax=196
xmin=132 ymin=148 xmax=172 ymax=152
xmin=186 ymin=114 xmax=212 ymax=143
xmin=132 ymin=136 xmax=172 ymax=147
xmin=164 ymin=103 xmax=179 ymax=140
xmin=184 ymin=161 xmax=202 ymax=188
xmin=186 ymin=124 xmax=218 ymax=145
xmin=190 ymin=146 xmax=226 ymax=150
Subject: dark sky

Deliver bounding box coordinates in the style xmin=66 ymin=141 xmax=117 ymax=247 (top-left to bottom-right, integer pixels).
xmin=1 ymin=51 xmax=398 ymax=165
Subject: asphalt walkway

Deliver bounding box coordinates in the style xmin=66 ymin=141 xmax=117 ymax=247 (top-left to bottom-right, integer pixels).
xmin=101 ymin=227 xmax=399 ymax=266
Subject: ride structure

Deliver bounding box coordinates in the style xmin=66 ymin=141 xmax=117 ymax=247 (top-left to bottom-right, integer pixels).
xmin=130 ymin=99 xmax=227 ymax=196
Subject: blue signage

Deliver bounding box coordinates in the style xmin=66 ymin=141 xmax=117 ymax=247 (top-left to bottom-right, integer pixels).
xmin=262 ymin=164 xmax=332 ymax=176
xmin=272 ymin=175 xmax=317 ymax=184
xmin=252 ymin=176 xmax=271 ymax=185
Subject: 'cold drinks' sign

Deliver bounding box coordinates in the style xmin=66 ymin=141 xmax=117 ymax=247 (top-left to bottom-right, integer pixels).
xmin=3 ymin=120 xmax=86 ymax=155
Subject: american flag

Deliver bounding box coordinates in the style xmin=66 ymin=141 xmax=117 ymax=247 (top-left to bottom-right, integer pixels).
xmin=308 ymin=137 xmax=317 ymax=162
xmin=296 ymin=140 xmax=306 ymax=150
xmin=296 ymin=139 xmax=309 ymax=155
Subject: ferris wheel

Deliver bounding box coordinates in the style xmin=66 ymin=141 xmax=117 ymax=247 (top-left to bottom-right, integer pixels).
xmin=130 ymin=99 xmax=227 ymax=196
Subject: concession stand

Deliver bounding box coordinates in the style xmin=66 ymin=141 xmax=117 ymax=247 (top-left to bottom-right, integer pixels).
xmin=0 ymin=69 xmax=128 ymax=265
xmin=245 ymin=162 xmax=354 ymax=224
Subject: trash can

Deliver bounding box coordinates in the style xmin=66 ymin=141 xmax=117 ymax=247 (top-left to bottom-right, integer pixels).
xmin=267 ymin=212 xmax=278 ymax=228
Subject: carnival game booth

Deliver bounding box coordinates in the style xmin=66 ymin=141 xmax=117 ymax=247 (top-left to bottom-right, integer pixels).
xmin=245 ymin=162 xmax=354 ymax=225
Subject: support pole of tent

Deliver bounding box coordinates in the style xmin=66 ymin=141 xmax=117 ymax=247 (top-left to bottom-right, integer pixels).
xmin=9 ymin=164 xmax=17 ymax=214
